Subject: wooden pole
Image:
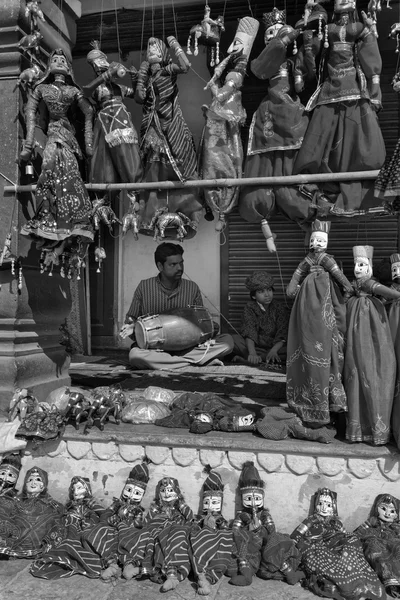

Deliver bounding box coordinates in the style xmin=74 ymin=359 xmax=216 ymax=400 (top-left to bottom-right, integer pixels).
xmin=3 ymin=169 xmax=381 ymax=194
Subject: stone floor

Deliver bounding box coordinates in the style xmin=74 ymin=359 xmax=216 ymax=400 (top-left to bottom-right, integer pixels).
xmin=0 ymin=559 xmax=315 ymax=600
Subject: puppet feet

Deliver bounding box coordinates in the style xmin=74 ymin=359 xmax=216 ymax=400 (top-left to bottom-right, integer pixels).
xmin=122 ymin=563 xmax=140 ymax=580
xmin=229 ymin=565 xmax=253 ymax=587
xmin=197 ymin=573 xmax=211 ymax=595
xmin=101 ymin=562 xmax=121 ymax=582
xmin=387 ymin=586 xmax=400 ymax=598
xmin=162 ymin=570 xmax=179 ymax=592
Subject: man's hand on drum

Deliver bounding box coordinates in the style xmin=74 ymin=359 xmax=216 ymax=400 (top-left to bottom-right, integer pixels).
xmin=119 ymin=322 xmax=135 ymax=339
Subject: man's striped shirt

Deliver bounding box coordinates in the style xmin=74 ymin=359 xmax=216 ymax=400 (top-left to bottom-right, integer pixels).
xmin=125 ymin=275 xmax=203 ymax=322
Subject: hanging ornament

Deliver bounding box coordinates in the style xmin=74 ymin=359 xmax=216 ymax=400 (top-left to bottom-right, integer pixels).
xmin=121 ymin=194 xmax=141 ymax=240
xmin=18 ymin=261 xmax=23 ymax=292
xmin=261 ymin=219 xmax=277 ymax=253
xmin=390 ymin=22 xmax=400 ymax=54
xmin=95 ymin=246 xmax=106 ymax=273
xmin=91 ymin=195 xmax=122 ymax=232
xmin=187 ymin=4 xmax=225 ymax=66
xmin=147 ymin=208 xmax=195 ymax=242
xmin=25 ymin=162 xmax=34 ymax=177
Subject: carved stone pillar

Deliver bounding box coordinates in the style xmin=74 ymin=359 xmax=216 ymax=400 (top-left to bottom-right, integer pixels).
xmin=0 ymin=0 xmax=82 ymax=414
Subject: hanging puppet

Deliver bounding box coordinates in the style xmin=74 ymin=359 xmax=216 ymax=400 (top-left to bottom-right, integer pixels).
xmin=291 ymin=488 xmax=386 ymax=600
xmin=82 ymin=462 xmax=149 ymax=582
xmin=389 ymin=253 xmax=400 ymax=450
xmin=292 ymin=0 xmax=386 ymax=213
xmin=198 ymin=16 xmax=259 ymax=232
xmin=375 ymin=25 xmax=400 ymax=206
xmin=31 ymin=476 xmax=105 ymax=579
xmin=344 ymin=245 xmax=400 ymax=446
xmin=239 ymin=8 xmax=331 ymax=248
xmin=190 ymin=468 xmax=233 ymax=595
xmin=0 ymin=466 xmax=63 ymax=558
xmin=19 ymin=49 xmax=94 ymax=276
xmin=354 ymin=493 xmax=400 ymax=598
xmin=286 ymin=220 xmax=353 ymax=429
xmin=136 ymin=36 xmax=203 ymax=240
xmin=187 ymin=4 xmax=225 ymax=67
xmin=84 ymin=41 xmax=143 ymax=239
xmin=118 ymin=476 xmax=194 ymax=587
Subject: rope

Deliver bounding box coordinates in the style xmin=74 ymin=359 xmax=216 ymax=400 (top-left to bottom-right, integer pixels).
xmin=100 ymin=0 xmax=104 ymax=46
xmin=275 ymin=249 xmax=289 ymax=308
xmin=114 ymin=0 xmax=122 ymax=59
xmin=171 ymin=0 xmax=179 ymax=39
xmin=140 ymin=0 xmax=146 ymax=61
xmin=151 ymin=0 xmax=155 ymax=38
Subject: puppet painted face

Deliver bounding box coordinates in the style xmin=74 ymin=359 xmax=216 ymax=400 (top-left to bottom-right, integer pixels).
xmin=203 ymin=494 xmax=222 ymax=513
xmin=121 ymin=483 xmax=145 ymax=504
xmin=377 ymin=500 xmax=397 ymax=523
xmin=316 ymin=492 xmax=334 ymax=516
xmin=26 ymin=471 xmax=45 ymax=495
xmin=238 ymin=414 xmax=255 ymax=427
xmin=264 ymin=23 xmax=284 ymax=44
xmin=334 ymin=0 xmax=356 ymax=12
xmin=92 ymin=56 xmax=110 ymax=73
xmin=73 ymin=480 xmax=89 ymax=500
xmin=196 ymin=413 xmax=213 ymax=424
xmin=242 ymin=490 xmax=264 ymax=509
xmin=309 ymin=231 xmax=328 ymax=253
xmin=49 ymin=52 xmax=71 ymax=76
xmin=392 ymin=262 xmax=400 ymax=281
xmin=0 ymin=466 xmax=18 ymax=490
xmin=159 ymin=481 xmax=178 ymax=503
xmin=147 ymin=37 xmax=164 ymax=64
xmin=354 ymin=258 xmax=371 ymax=279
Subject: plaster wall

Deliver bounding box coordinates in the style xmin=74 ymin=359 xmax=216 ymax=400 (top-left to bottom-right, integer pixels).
xmin=15 ymin=438 xmax=400 ymax=534
xmin=72 ymin=49 xmax=221 ymax=344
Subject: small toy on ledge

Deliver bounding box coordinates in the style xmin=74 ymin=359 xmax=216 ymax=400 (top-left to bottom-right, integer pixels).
xmin=147 ymin=207 xmax=195 ymax=242
xmin=187 ymin=4 xmax=225 ymax=66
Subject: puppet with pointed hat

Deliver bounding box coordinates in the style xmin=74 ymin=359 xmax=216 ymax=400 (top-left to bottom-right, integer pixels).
xmin=286 ymin=221 xmax=353 ymax=430
xmin=82 ymin=461 xmax=150 ymax=582
xmin=344 ymin=245 xmax=400 ymax=446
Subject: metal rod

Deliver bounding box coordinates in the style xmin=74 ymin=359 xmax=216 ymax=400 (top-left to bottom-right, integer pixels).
xmin=3 ymin=170 xmax=380 ymax=193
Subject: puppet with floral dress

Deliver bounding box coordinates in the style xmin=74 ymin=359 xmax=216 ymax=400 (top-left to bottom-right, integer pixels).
xmin=31 ymin=476 xmax=105 ymax=579
xmin=19 ymin=49 xmax=94 ymax=270
xmin=344 ymin=245 xmax=400 ymax=446
xmin=354 ymin=493 xmax=400 ymax=598
xmin=292 ymin=0 xmax=385 ymax=213
xmin=82 ymin=462 xmax=149 ymax=582
xmin=198 ymin=16 xmax=259 ymax=231
xmin=286 ymin=220 xmax=353 ymax=429
xmin=291 ymin=487 xmax=386 ymax=600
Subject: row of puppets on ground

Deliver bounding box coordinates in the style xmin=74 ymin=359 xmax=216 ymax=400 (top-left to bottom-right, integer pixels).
xmin=4 ymin=0 xmax=400 ymax=281
xmin=1 ymin=455 xmax=400 ymax=599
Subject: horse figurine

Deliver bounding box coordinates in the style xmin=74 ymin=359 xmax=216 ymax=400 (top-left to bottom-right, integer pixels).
xmin=187 ymin=4 xmax=225 ymax=66
xmin=121 ymin=194 xmax=141 ymax=240
xmin=148 ymin=207 xmax=195 ymax=242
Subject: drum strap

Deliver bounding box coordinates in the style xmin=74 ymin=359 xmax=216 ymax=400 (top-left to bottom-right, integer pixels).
xmin=191 ymin=339 xmax=215 ymax=364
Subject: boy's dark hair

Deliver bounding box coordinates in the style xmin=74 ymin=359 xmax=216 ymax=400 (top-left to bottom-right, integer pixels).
xmin=154 ymin=243 xmax=184 ymax=266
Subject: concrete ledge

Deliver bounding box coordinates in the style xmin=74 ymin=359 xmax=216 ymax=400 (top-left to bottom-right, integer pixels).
xmin=9 ymin=421 xmax=400 ymax=535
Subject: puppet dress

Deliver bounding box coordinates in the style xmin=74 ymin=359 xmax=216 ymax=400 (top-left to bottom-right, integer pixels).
xmin=240 ymin=38 xmax=317 ymax=225
xmin=21 ymin=82 xmax=94 ymax=243
xmin=293 ymin=20 xmax=385 ymax=213
xmin=388 ymin=283 xmax=400 ymax=449
xmin=90 ymin=81 xmax=142 ymax=185
xmin=354 ymin=515 xmax=400 ymax=592
xmin=117 ymin=502 xmax=193 ymax=574
xmin=344 ymin=278 xmax=398 ymax=445
xmin=190 ymin=515 xmax=234 ymax=585
xmin=286 ymin=252 xmax=351 ymax=427
xmin=30 ymin=497 xmax=105 ymax=579
xmin=291 ymin=514 xmax=386 ymax=600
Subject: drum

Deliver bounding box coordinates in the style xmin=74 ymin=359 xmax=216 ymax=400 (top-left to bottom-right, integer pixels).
xmin=135 ymin=306 xmax=214 ymax=351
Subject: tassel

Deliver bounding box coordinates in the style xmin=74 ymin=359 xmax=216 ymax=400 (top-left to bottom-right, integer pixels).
xmin=187 ymin=37 xmax=192 ymax=55
xmin=18 ymin=262 xmax=23 ymax=291
xmin=210 ymin=47 xmax=215 ymax=67
xmin=324 ymin=25 xmax=329 ymax=49
xmin=194 ymin=37 xmax=199 ymax=56
xmin=261 ymin=219 xmax=277 ymax=253
xmin=318 ymin=16 xmax=323 ymax=40
xmin=293 ymin=39 xmax=297 ymax=55
xmin=216 ymin=42 xmax=220 ymax=64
